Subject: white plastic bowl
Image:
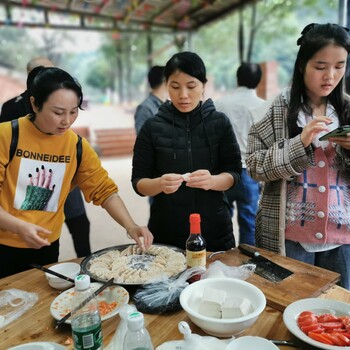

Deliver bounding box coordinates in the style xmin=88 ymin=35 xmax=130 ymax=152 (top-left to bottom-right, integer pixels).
xmin=180 ymin=277 xmax=266 ymax=337
xmin=45 ymin=262 xmax=80 ymax=290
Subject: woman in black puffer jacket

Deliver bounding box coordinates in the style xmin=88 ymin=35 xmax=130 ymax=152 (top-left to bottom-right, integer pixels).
xmin=132 ymin=51 xmax=242 ymax=252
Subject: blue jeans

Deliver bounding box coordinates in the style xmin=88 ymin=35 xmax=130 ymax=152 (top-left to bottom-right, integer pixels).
xmin=225 ymin=168 xmax=259 ymax=246
xmin=285 ymin=240 xmax=350 ymax=290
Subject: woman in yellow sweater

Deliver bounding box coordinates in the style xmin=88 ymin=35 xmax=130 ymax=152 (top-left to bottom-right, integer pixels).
xmin=0 ymin=67 xmax=153 ymax=278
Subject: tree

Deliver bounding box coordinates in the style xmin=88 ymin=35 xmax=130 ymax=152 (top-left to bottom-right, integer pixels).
xmin=0 ymin=27 xmax=38 ymax=70
xmin=192 ymin=0 xmax=338 ymax=90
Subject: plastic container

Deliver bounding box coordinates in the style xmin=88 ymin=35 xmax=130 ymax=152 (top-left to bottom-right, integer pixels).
xmin=108 ymin=304 xmax=137 ymax=350
xmin=123 ymin=311 xmax=154 ymax=350
xmin=71 ymin=274 xmax=103 ymax=350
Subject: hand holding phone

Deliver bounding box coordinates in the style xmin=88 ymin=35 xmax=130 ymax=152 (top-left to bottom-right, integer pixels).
xmin=319 ymin=125 xmax=350 ymax=141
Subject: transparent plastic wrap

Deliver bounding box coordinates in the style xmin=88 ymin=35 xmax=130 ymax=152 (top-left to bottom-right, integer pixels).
xmin=105 ymin=304 xmax=137 ymax=350
xmin=156 ymin=321 xmax=234 ymax=350
xmin=0 ymin=289 xmax=38 ymax=328
xmin=133 ymin=267 xmax=205 ymax=314
xmin=201 ymin=260 xmax=256 ymax=280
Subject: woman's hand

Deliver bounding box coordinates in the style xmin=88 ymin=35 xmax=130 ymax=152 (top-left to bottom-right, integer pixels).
xmin=185 ymin=169 xmax=212 ymax=190
xmin=0 ymin=206 xmax=51 ymax=249
xmin=126 ymin=225 xmax=153 ymax=251
xmin=160 ymin=173 xmax=184 ymax=194
xmin=301 ymin=116 xmax=333 ymax=147
xmin=329 ymin=134 xmax=350 ymax=150
xmin=16 ymin=222 xmax=52 ymax=249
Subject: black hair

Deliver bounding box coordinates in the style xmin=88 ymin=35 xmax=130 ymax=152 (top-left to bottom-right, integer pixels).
xmin=288 ymin=23 xmax=350 ymax=137
xmin=237 ymin=62 xmax=262 ymax=89
xmin=148 ymin=65 xmax=165 ymax=89
xmin=164 ymin=51 xmax=207 ymax=84
xmin=29 ymin=67 xmax=84 ymax=116
xmin=26 ymin=66 xmax=45 ymax=91
xmin=26 ymin=66 xmax=45 ymax=114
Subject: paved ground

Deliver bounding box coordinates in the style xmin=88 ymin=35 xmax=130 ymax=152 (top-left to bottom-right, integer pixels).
xmin=58 ymin=103 xmax=238 ymax=261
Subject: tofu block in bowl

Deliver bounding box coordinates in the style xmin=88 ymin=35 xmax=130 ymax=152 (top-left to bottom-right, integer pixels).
xmin=180 ymin=278 xmax=266 ymax=337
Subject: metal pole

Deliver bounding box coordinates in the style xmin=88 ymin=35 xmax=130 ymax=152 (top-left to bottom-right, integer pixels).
xmin=339 ymin=0 xmax=347 ymax=26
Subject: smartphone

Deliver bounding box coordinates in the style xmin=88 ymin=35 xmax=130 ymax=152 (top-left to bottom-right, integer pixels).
xmin=319 ymin=125 xmax=350 ymax=141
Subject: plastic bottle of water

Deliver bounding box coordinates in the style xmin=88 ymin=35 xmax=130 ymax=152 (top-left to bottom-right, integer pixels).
xmin=123 ymin=311 xmax=154 ymax=350
xmin=71 ymin=274 xmax=103 ymax=350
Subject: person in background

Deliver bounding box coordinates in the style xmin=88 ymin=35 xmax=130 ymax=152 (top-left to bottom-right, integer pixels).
xmin=0 ymin=67 xmax=153 ymax=278
xmin=134 ymin=65 xmax=167 ymax=208
xmin=0 ymin=57 xmax=54 ymax=122
xmin=216 ymin=62 xmax=265 ymax=246
xmin=0 ymin=57 xmax=92 ymax=258
xmin=246 ymin=23 xmax=350 ymax=289
xmin=132 ymin=51 xmax=242 ymax=252
xmin=134 ymin=65 xmax=167 ymax=134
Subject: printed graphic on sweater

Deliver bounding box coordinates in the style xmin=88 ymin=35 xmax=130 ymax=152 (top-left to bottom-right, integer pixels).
xmin=14 ymin=158 xmax=66 ymax=212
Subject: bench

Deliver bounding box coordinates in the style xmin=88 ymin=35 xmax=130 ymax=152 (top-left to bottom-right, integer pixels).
xmin=94 ymin=128 xmax=136 ymax=157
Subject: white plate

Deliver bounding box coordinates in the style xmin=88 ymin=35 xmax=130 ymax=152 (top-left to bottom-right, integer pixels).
xmin=8 ymin=342 xmax=66 ymax=350
xmin=50 ymin=282 xmax=129 ymax=324
xmin=226 ymin=336 xmax=279 ymax=350
xmin=283 ymin=298 xmax=350 ymax=350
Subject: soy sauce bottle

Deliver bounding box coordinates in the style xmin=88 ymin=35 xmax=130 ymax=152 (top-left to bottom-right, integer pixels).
xmin=186 ymin=213 xmax=206 ymax=281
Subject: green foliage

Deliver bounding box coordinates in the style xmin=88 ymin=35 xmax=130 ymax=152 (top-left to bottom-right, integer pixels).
xmin=0 ymin=0 xmax=341 ymax=101
xmin=191 ymin=0 xmax=338 ymax=89
xmin=0 ymin=27 xmax=38 ymax=70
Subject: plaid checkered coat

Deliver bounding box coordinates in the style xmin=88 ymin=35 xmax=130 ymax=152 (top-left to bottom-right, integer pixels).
xmin=246 ymin=93 xmax=316 ymax=254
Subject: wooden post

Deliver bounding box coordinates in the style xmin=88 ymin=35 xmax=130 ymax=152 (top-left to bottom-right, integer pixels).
xmin=256 ymin=61 xmax=280 ymax=100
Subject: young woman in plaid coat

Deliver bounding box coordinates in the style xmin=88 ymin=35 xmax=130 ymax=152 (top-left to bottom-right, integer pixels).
xmin=246 ymin=23 xmax=350 ymax=289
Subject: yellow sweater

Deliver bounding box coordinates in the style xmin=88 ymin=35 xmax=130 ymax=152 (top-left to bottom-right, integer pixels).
xmin=0 ymin=116 xmax=118 ymax=248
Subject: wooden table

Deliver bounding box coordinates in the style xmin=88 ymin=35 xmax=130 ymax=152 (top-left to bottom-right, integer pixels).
xmin=0 ymin=247 xmax=348 ymax=349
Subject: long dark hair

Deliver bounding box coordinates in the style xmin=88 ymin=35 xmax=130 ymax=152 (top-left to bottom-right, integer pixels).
xmin=288 ymin=23 xmax=350 ymax=137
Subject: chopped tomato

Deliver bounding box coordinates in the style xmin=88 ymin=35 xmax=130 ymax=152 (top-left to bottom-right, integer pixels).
xmin=333 ymin=333 xmax=350 ymax=346
xmin=297 ymin=310 xmax=350 ymax=347
xmin=317 ymin=314 xmax=340 ymax=323
xmin=298 ymin=314 xmax=318 ymax=327
xmin=308 ymin=326 xmax=326 ymax=334
xmin=321 ymin=333 xmax=348 ymax=346
xmin=342 ymin=333 xmax=350 ymax=340
xmin=301 ymin=324 xmax=324 ymax=334
xmin=325 ymin=328 xmax=347 ymax=333
xmin=308 ymin=332 xmax=334 ymax=345
xmin=299 ymin=311 xmax=315 ymax=318
xmin=319 ymin=322 xmax=344 ymax=330
xmin=340 ymin=316 xmax=350 ymax=331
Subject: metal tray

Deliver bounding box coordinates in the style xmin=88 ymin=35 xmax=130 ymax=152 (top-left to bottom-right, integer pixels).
xmin=80 ymin=243 xmax=186 ymax=286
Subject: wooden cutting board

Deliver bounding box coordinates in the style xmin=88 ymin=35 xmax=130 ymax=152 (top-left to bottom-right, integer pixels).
xmin=208 ymin=247 xmax=340 ymax=312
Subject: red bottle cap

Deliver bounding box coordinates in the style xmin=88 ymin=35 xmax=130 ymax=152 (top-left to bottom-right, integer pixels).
xmin=189 ymin=213 xmax=201 ymax=234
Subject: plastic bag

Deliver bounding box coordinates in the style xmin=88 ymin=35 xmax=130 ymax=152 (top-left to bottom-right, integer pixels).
xmin=105 ymin=304 xmax=137 ymax=350
xmin=133 ymin=267 xmax=205 ymax=314
xmin=156 ymin=321 xmax=234 ymax=350
xmin=201 ymin=260 xmax=256 ymax=280
xmin=0 ymin=289 xmax=38 ymax=328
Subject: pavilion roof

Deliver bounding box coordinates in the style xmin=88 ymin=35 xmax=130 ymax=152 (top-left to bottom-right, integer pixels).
xmin=0 ymin=0 xmax=256 ymax=33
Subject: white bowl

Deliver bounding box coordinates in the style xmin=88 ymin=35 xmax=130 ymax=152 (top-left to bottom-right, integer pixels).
xmin=45 ymin=262 xmax=81 ymax=290
xmin=226 ymin=336 xmax=279 ymax=350
xmin=180 ymin=277 xmax=266 ymax=337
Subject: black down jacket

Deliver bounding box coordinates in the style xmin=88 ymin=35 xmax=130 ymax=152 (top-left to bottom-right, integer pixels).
xmin=131 ymin=99 xmax=242 ymax=251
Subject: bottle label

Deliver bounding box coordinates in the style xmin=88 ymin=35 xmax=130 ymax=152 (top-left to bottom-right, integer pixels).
xmin=186 ymin=249 xmax=206 ymax=267
xmin=72 ymin=323 xmax=103 ymax=350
